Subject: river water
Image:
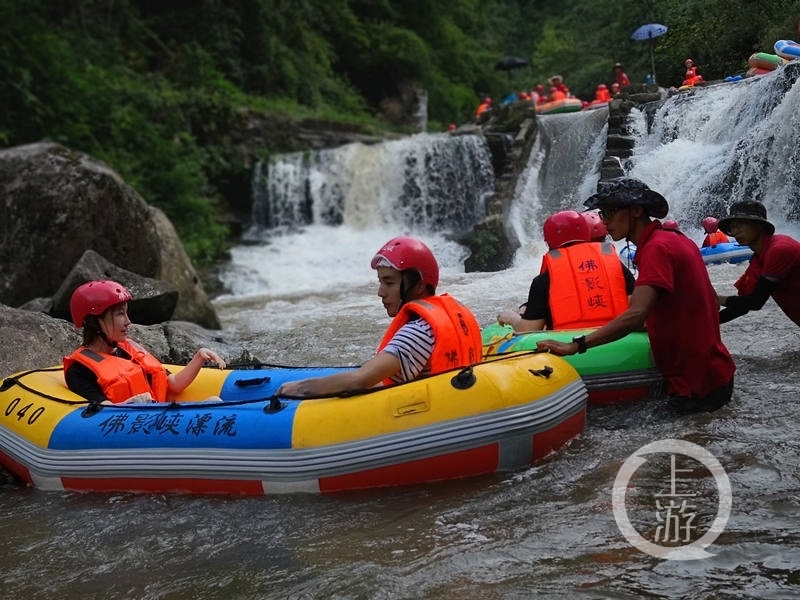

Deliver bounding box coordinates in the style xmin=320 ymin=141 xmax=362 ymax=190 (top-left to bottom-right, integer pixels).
xmin=2 ymin=69 xmax=800 ymax=599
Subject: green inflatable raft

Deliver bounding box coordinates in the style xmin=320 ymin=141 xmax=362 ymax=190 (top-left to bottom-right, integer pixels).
xmin=482 ymin=323 xmax=665 ymax=406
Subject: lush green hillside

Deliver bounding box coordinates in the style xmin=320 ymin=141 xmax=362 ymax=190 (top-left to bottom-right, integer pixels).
xmin=1 ymin=0 xmax=797 ymax=262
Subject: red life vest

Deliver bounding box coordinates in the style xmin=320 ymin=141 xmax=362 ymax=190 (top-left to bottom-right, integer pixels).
xmin=376 ymin=294 xmax=482 ymax=383
xmin=540 ymin=242 xmax=629 ymax=329
xmin=702 ymin=231 xmax=729 ymax=247
xmin=63 ymin=339 xmax=169 ymax=403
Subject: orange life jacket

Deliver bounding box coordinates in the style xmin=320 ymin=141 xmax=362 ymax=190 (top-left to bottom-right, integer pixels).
xmin=475 ymin=102 xmax=491 ymax=116
xmin=376 ymin=294 xmax=482 ymax=384
xmin=702 ymin=231 xmax=729 ymax=247
xmin=594 ymin=89 xmax=612 ymax=102
xmin=63 ymin=339 xmax=169 ymax=403
xmin=540 ymin=242 xmax=629 ymax=329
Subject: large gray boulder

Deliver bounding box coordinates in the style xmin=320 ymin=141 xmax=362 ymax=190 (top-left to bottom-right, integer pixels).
xmin=50 ymin=250 xmax=179 ymax=325
xmin=0 ymin=143 xmax=220 ymax=328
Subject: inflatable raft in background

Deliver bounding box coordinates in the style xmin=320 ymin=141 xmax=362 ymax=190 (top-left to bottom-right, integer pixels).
xmin=617 ymin=241 xmax=752 ymax=266
xmin=774 ymin=39 xmax=800 ymax=61
xmin=746 ymin=52 xmax=785 ymax=77
xmin=0 ymin=353 xmax=587 ymax=495
xmin=482 ymin=323 xmax=664 ymax=406
xmin=700 ymin=241 xmax=753 ymax=265
xmin=535 ymin=97 xmax=583 ymax=115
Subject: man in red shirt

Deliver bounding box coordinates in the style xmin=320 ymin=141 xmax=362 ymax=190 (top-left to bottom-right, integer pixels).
xmin=536 ymin=178 xmax=736 ymax=414
xmin=716 ymin=201 xmax=800 ymax=326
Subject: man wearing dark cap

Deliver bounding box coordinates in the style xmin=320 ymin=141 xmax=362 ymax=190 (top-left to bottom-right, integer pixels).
xmin=537 ymin=177 xmax=736 ymax=414
xmin=716 ymin=200 xmax=800 ymax=326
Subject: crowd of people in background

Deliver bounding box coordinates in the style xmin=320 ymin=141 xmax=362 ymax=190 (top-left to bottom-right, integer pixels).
xmin=473 ymin=61 xmax=639 ymax=119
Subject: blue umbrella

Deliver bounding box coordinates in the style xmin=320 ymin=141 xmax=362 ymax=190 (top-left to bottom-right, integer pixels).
xmin=631 ymin=24 xmax=668 ymax=84
xmin=631 ymin=23 xmax=668 ymax=41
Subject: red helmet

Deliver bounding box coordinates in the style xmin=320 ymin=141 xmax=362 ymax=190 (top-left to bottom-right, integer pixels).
xmin=371 ymin=236 xmax=439 ymax=290
xmin=702 ymin=216 xmax=718 ymax=233
xmin=582 ymin=211 xmax=608 ymax=241
xmin=543 ymin=210 xmax=590 ymax=250
xmin=597 ymin=83 xmax=608 ymax=89
xmin=70 ymin=280 xmax=132 ymax=327
xmin=663 ymin=219 xmax=679 ymax=230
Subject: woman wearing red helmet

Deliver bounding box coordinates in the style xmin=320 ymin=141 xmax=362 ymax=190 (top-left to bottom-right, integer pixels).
xmin=277 ymin=236 xmax=482 ymax=398
xmin=701 ymin=216 xmax=730 ymax=247
xmin=497 ymin=210 xmax=634 ymax=332
xmin=64 ymin=280 xmax=226 ymax=405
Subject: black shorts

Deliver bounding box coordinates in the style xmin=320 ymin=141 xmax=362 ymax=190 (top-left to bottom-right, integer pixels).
xmin=666 ymin=378 xmax=734 ymax=414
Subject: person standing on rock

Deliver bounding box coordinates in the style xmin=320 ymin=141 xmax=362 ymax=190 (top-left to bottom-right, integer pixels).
xmin=535 ymin=178 xmax=736 ymax=414
xmin=64 ymin=280 xmax=226 ymax=405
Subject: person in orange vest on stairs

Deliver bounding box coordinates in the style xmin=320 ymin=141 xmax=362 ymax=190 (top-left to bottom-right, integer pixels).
xmin=497 ymin=210 xmax=635 ymax=332
xmin=277 ymin=236 xmax=483 ymax=397
xmin=474 ymin=96 xmax=492 ymax=118
xmin=701 ymin=216 xmax=730 ymax=247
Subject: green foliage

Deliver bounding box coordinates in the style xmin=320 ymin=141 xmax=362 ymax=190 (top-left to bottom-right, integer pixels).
xmin=1 ymin=0 xmax=799 ymax=265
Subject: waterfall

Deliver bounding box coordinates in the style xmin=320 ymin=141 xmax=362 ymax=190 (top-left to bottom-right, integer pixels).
xmin=509 ymin=109 xmax=609 ymax=255
xmin=627 ymin=63 xmax=800 ymax=232
xmin=250 ymin=133 xmax=495 ymax=237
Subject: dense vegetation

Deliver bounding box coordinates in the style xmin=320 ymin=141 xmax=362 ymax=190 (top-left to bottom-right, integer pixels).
xmin=2 ymin=0 xmax=798 ymax=263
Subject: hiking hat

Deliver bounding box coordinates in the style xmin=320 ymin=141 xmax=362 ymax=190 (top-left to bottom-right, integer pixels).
xmin=718 ymin=201 xmax=775 ymax=235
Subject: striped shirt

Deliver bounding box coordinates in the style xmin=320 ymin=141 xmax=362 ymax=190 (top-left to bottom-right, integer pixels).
xmin=381 ymin=318 xmax=435 ymax=383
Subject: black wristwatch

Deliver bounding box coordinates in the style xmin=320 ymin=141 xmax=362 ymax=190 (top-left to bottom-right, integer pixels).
xmin=572 ymin=334 xmax=588 ymax=354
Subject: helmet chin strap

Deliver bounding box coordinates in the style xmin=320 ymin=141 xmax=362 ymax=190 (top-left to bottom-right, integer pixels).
xmin=399 ymin=270 xmax=422 ymax=307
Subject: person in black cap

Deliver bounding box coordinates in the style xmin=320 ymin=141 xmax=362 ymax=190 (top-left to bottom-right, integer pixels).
xmin=716 ymin=200 xmax=800 ymax=326
xmin=536 ymin=177 xmax=736 ymax=414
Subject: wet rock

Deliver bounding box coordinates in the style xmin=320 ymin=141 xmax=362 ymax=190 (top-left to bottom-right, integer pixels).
xmin=49 ymin=250 xmax=179 ymax=325
xmin=0 ymin=142 xmax=220 ymax=328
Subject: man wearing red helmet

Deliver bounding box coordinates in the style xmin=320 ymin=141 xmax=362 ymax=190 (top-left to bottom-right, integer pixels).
xmin=497 ymin=210 xmax=634 ymax=332
xmin=64 ymin=280 xmax=226 ymax=405
xmin=277 ymin=236 xmax=482 ymax=398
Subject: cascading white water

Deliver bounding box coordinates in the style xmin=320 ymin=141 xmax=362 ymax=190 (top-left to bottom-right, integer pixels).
xmin=626 ymin=64 xmax=800 ymax=240
xmin=249 ymin=133 xmax=495 ymax=234
xmin=509 ymin=109 xmax=609 ymax=266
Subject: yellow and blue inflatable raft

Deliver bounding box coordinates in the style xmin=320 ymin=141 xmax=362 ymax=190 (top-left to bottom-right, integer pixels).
xmin=0 ymin=352 xmax=586 ymax=495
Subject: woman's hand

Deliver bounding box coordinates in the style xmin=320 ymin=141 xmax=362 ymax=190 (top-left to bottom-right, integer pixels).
xmin=194 ymin=348 xmax=226 ymax=369
xmin=497 ymin=309 xmax=521 ymax=328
